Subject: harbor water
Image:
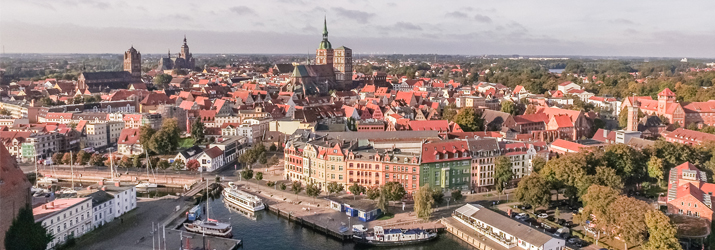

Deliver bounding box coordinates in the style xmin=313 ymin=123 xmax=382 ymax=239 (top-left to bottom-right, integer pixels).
xmin=205 ymin=197 xmax=477 ymax=250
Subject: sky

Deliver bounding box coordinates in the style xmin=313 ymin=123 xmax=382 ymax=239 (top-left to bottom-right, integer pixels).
xmin=1 ymin=0 xmax=715 ymax=57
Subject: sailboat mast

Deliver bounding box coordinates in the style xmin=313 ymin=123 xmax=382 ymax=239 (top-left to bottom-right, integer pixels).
xmin=71 ymin=151 xmax=74 ymax=189
xmin=206 ymin=181 xmax=209 ymax=221
xmin=34 ymin=154 xmax=38 ymax=188
xmin=110 ymin=148 xmax=114 ymax=182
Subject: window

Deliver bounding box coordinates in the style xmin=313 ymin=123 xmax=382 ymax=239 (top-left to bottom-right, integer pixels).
xmin=339 ymin=175 xmax=343 ymax=180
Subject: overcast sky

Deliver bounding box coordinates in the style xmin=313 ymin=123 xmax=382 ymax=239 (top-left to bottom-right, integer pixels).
xmin=1 ymin=0 xmax=715 ymax=57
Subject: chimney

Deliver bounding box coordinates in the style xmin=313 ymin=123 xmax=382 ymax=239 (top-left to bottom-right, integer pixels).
xmin=603 ymin=129 xmax=607 ymax=138
xmin=115 ymin=181 xmax=120 ymax=187
xmin=51 ymin=201 xmax=55 ymax=208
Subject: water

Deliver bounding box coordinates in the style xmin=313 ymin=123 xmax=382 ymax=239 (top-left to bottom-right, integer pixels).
xmin=205 ymin=198 xmax=478 ymax=250
xmin=548 ymin=68 xmax=565 ymax=74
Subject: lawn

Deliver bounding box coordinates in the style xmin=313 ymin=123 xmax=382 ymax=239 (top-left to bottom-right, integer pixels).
xmin=178 ymin=138 xmax=196 ymax=149
xmin=378 ymin=213 xmax=395 ymax=220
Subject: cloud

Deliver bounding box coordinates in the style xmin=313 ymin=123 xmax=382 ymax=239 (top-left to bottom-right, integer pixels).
xmin=446 ymin=11 xmax=468 ymax=19
xmin=168 ymin=14 xmax=193 ymax=21
xmin=229 ymin=6 xmax=256 ymax=15
xmin=331 ymin=7 xmax=375 ymax=23
xmin=474 ymin=14 xmax=492 ymax=23
xmin=610 ymin=18 xmax=635 ymax=25
xmin=392 ymin=22 xmax=422 ymax=31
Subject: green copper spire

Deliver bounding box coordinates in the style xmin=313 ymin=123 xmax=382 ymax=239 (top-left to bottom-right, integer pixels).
xmin=318 ymin=16 xmax=332 ymax=50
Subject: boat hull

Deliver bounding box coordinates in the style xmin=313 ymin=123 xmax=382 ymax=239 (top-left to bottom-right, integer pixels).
xmin=353 ymin=234 xmax=438 ymax=247
xmin=183 ymin=223 xmax=233 ymax=238
xmin=222 ymin=189 xmax=265 ymax=212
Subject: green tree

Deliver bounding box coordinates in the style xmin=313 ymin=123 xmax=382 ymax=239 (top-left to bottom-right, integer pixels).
xmin=89 ymin=153 xmax=104 ymax=166
xmin=383 ymin=182 xmax=407 ymax=201
xmin=62 ymin=152 xmax=73 ymax=165
xmin=153 ymin=74 xmax=172 ymax=88
xmin=76 ymin=150 xmax=90 ymax=165
xmin=279 ymin=182 xmax=287 ymax=191
xmin=157 ymin=160 xmax=170 ymax=169
xmin=258 ymin=152 xmax=268 ymax=165
xmin=451 ymin=189 xmax=463 ymax=201
xmin=432 ymin=188 xmax=445 ymax=206
xmin=349 ymin=183 xmax=363 ymax=200
xmin=326 ymin=182 xmax=343 ymax=198
xmin=618 ymin=107 xmax=629 ymax=128
xmin=4 ymin=205 xmax=53 ymax=250
xmin=191 ymin=118 xmax=205 ymax=143
xmin=267 ymin=155 xmax=280 ymax=166
xmin=575 ymin=185 xmax=620 ymax=228
xmin=647 ymin=156 xmax=665 ymax=187
xmin=514 ymin=174 xmax=551 ymax=213
xmin=604 ymin=144 xmax=645 ymax=184
xmin=160 ymin=118 xmax=181 ymax=151
xmin=255 ymin=172 xmax=264 ymax=182
xmin=453 ymin=107 xmax=484 ymax=132
xmin=494 ymin=156 xmax=513 ymax=194
xmin=172 ymin=159 xmax=185 ymax=170
xmin=305 ymin=183 xmax=321 ymax=201
xmin=643 ymin=210 xmax=682 ymax=250
xmin=52 ymin=153 xmax=63 ymax=165
xmin=292 ymin=181 xmax=303 ymax=198
xmin=366 ymin=186 xmax=379 ymax=200
xmin=541 ymin=153 xmax=588 ymax=203
xmin=377 ymin=187 xmax=389 ymax=214
xmin=414 ymin=185 xmax=435 ymax=221
xmin=269 ymin=144 xmax=277 ymax=151
xmin=593 ymin=166 xmax=624 ymax=191
xmin=241 ymin=169 xmax=254 ymax=181
xmin=139 ymin=125 xmax=156 ymax=153
xmin=132 ymin=154 xmax=142 ymax=168
xmin=266 ymin=181 xmax=276 ymax=187
xmin=531 ymin=156 xmax=547 ymax=174
xmin=441 ymin=103 xmax=458 ymax=121
xmin=149 ymin=130 xmax=173 ymax=154
xmin=608 ymin=196 xmax=651 ymax=250
xmin=501 ymin=100 xmax=517 ymax=115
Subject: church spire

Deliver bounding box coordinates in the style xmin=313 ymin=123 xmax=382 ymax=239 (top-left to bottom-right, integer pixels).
xmin=183 ymin=35 xmax=187 ymax=45
xmin=322 ymin=16 xmax=328 ymax=39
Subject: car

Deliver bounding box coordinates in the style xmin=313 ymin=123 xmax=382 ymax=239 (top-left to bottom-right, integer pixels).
xmin=537 ymin=213 xmax=548 ymax=219
xmin=574 ymin=241 xmax=585 ymax=247
xmin=520 ymin=204 xmax=532 ymax=210
xmin=568 ymin=237 xmax=580 ymax=244
xmin=541 ymin=223 xmax=552 ymax=229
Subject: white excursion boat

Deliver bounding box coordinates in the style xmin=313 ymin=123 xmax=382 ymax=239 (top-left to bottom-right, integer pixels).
xmin=223 ymin=182 xmax=265 ymax=212
xmin=183 ymin=219 xmax=233 ymax=238
xmin=136 ymin=181 xmax=158 ymax=188
xmin=353 ymin=226 xmax=438 ymax=246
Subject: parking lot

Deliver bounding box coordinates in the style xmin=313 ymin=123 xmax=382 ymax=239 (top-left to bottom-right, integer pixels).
xmin=497 ymin=201 xmax=594 ymax=249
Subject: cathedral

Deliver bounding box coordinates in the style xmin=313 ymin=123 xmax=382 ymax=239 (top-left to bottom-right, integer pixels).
xmin=282 ymin=18 xmax=353 ymax=97
xmin=78 ymin=46 xmax=140 ymax=91
xmin=158 ymin=36 xmax=196 ymax=71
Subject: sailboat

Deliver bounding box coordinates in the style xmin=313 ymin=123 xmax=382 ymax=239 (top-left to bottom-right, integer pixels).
xmin=183 ymin=182 xmax=232 ymax=237
xmin=136 ymin=151 xmax=158 ymax=188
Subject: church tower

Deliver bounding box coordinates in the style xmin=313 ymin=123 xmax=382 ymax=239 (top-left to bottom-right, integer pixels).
xmin=657 ymin=88 xmax=676 ymax=115
xmin=333 ymin=46 xmax=352 ymax=89
xmin=316 ymin=17 xmax=334 ymax=67
xmin=180 ymin=36 xmax=190 ymax=60
xmin=627 ymin=100 xmax=640 ymax=131
xmin=124 ymin=46 xmax=141 ymax=80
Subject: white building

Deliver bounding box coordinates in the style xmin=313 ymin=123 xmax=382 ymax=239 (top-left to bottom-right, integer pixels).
xmin=85 ymin=190 xmax=115 ymax=228
xmin=197 ymin=146 xmax=225 ymax=172
xmin=453 ymin=203 xmax=565 ymax=250
xmin=34 ymin=198 xmax=93 ymax=250
xmin=85 ymin=123 xmax=108 ymax=149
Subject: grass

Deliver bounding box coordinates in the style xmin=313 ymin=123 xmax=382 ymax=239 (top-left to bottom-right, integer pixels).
xmin=178 ymin=137 xmax=196 ymax=149
xmin=378 ymin=213 xmax=395 ymax=220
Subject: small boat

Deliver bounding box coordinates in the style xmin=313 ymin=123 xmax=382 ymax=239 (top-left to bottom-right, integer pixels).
xmin=37 ymin=177 xmax=58 ymax=185
xmin=353 ymin=226 xmax=438 ymax=246
xmin=136 ymin=181 xmax=158 ymax=188
xmin=222 ymin=182 xmax=265 ymax=212
xmin=187 ymin=205 xmax=202 ymax=222
xmin=183 ymin=220 xmax=233 ymax=238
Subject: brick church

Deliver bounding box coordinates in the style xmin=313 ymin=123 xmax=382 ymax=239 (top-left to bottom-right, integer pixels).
xmin=78 ymin=46 xmax=141 ymax=91
xmin=158 ymin=36 xmax=196 ymax=71
xmin=623 ymin=88 xmax=715 ymax=128
xmin=282 ymin=18 xmax=353 ymax=97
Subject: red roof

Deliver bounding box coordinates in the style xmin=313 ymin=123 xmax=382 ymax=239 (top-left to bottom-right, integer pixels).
xmin=421 ymin=140 xmax=470 ymax=163
xmin=514 ymin=113 xmax=549 ymax=124
xmin=117 ymin=128 xmax=140 ymax=145
xmin=658 ymin=88 xmax=676 ymax=97
xmin=665 ymin=128 xmax=715 ymax=144
xmin=552 ymin=115 xmax=574 ymax=128
xmin=203 ymin=146 xmax=224 ymax=158
xmin=409 ymin=120 xmax=450 ymax=132
xmin=550 ymin=139 xmax=585 ymax=152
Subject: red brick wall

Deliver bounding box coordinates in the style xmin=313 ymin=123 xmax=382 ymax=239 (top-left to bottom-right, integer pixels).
xmin=667 ymin=195 xmax=714 ymax=223
xmin=0 ymin=184 xmax=30 ymax=250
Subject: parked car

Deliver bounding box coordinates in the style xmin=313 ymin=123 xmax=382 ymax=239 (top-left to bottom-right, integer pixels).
xmin=568 ymin=237 xmax=580 ymax=244
xmin=537 ymin=213 xmax=548 ymax=219
xmin=541 ymin=223 xmax=552 ymax=230
xmin=520 ymin=204 xmax=532 ymax=210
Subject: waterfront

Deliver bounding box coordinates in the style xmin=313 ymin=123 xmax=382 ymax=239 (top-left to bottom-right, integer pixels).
xmin=206 ymin=197 xmax=477 ymax=250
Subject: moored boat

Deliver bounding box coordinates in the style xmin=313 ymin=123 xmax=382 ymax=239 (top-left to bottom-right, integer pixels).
xmin=222 ymin=182 xmax=265 ymax=212
xmin=187 ymin=205 xmax=202 ymax=222
xmin=353 ymin=226 xmax=438 ymax=246
xmin=183 ymin=220 xmax=233 ymax=238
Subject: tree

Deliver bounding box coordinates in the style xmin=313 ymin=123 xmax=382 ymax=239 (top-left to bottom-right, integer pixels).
xmin=541 ymin=153 xmax=588 ymax=202
xmin=191 ymin=119 xmax=205 ymax=143
xmin=258 ymin=152 xmax=268 ymax=165
xmin=524 ymin=104 xmax=537 ymax=115
xmin=366 ymin=186 xmax=379 ymax=200
xmin=414 ymin=185 xmax=435 ymax=221
xmin=349 ymin=183 xmax=363 ymax=200
xmin=494 ymin=156 xmax=513 ymax=194
xmin=52 ymin=153 xmax=63 ymax=165
xmin=149 ymin=130 xmax=173 ymax=155
xmin=326 ymin=182 xmax=343 ymax=197
xmin=514 ymin=174 xmax=551 ymax=213
xmin=62 ymin=152 xmax=73 ymax=165
xmin=76 ymin=150 xmax=90 ymax=165
xmin=279 ymin=182 xmax=287 ymax=191
xmin=241 ymin=169 xmax=254 ymax=181
xmin=383 ymin=182 xmax=407 ymax=201
xmin=618 ymin=107 xmax=629 ymax=128
xmin=267 ymin=155 xmax=280 ymax=166
xmin=647 ymin=156 xmax=665 ymax=187
xmin=432 ymin=188 xmax=445 ymax=205
xmin=441 ymin=103 xmax=458 ymax=121
xmin=292 ymin=181 xmax=303 ymax=198
xmin=160 ymin=118 xmax=181 ymax=151
xmin=576 ymin=185 xmax=620 ymax=229
xmin=255 ymin=172 xmax=263 ymax=182
xmin=0 ymin=108 xmax=11 ymax=115
xmin=89 ymin=153 xmax=104 ymax=166
xmin=157 ymin=160 xmax=170 ymax=170
xmin=604 ymin=144 xmax=645 ymax=185
xmin=608 ymin=196 xmax=651 ymax=250
xmin=451 ymin=189 xmax=463 ymax=201
xmin=186 ymin=159 xmax=200 ymax=171
xmin=453 ymin=107 xmax=484 ymax=132
xmin=377 ymin=187 xmax=389 ymax=214
xmin=593 ymin=166 xmax=624 ymax=191
xmin=120 ymin=156 xmax=132 ymax=168
xmin=305 ymin=183 xmax=321 ymax=201
xmin=554 ymin=207 xmax=560 ymax=219
xmin=139 ymin=125 xmax=156 ymax=153
xmin=269 ymin=144 xmax=277 ymax=151
xmin=531 ymin=156 xmax=547 ymax=174
xmin=267 ymin=181 xmax=276 ymax=187
xmin=643 ymin=210 xmax=682 ymax=250
xmin=501 ymin=100 xmax=517 ymax=115
xmin=132 ymin=154 xmax=142 ymax=168
xmin=4 ymin=205 xmax=53 ymax=250
xmin=153 ymin=74 xmax=172 ymax=88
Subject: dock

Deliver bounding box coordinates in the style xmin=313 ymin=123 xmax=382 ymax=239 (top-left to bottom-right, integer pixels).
xmin=268 ymin=204 xmax=353 ymax=241
xmin=441 ymin=217 xmax=509 ymax=250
